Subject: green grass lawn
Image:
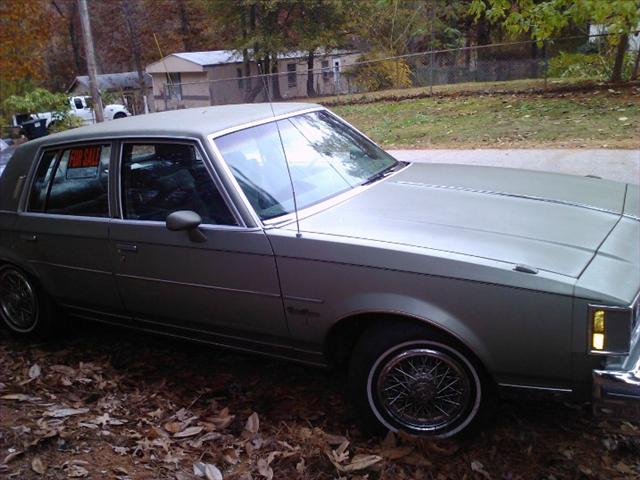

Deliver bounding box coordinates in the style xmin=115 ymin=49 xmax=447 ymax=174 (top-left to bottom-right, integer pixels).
xmin=331 ymin=85 xmax=640 ymax=149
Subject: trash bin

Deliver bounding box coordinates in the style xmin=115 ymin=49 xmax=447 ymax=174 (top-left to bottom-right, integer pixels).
xmin=21 ymin=118 xmax=47 ymax=140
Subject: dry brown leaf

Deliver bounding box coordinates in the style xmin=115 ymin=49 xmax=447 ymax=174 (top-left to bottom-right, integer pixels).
xmin=380 ymin=446 xmax=414 ymax=460
xmin=28 ymin=363 xmax=41 ymax=379
xmin=257 ymin=458 xmax=273 ymax=480
xmin=174 ymin=425 xmax=204 ymax=438
xmin=66 ymin=465 xmax=89 ymax=478
xmin=193 ymin=462 xmax=223 ymax=480
xmin=340 ymin=454 xmax=383 ymax=473
xmin=211 ymin=408 xmax=234 ymax=430
xmin=325 ymin=433 xmax=348 ymax=446
xmin=31 ymin=456 xmax=46 ymax=474
xmin=165 ymin=421 xmax=185 ymax=433
xmin=245 ymin=412 xmax=260 ymax=435
xmin=222 ymin=448 xmax=239 ymax=465
xmin=331 ymin=440 xmax=350 ymax=464
xmin=471 ymin=460 xmax=491 ymax=479
xmin=45 ymin=407 xmax=89 ymax=418
xmin=1 ymin=393 xmax=41 ymax=402
xmin=2 ymin=450 xmax=24 ymax=464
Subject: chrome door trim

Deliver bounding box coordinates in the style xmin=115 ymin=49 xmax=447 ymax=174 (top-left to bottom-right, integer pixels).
xmin=115 ymin=272 xmax=281 ymax=299
xmin=498 ymin=382 xmax=573 ymax=393
xmin=63 ymin=304 xmax=328 ymax=367
xmin=28 ymin=259 xmax=112 ymax=276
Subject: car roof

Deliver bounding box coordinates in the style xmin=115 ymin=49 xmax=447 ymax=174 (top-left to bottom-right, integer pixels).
xmin=33 ymin=102 xmax=322 ymax=147
xmin=0 ymin=103 xmax=322 ymax=212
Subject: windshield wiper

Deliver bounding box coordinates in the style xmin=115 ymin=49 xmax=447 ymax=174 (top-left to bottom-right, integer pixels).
xmin=361 ymin=162 xmax=405 ymax=186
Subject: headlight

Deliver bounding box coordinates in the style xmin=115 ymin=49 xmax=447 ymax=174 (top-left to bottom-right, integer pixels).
xmin=588 ymin=300 xmax=637 ymax=355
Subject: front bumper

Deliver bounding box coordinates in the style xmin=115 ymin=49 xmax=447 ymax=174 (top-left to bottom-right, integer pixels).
xmin=593 ymin=320 xmax=640 ymax=419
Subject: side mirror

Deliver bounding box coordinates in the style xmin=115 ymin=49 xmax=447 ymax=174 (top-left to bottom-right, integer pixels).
xmin=166 ymin=210 xmax=207 ymax=243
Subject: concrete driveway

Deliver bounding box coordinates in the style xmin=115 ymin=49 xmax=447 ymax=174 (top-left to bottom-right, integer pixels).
xmin=388 ymin=149 xmax=640 ymax=185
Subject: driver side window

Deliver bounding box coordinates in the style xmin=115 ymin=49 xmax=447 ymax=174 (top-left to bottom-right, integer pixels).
xmin=120 ymin=142 xmax=237 ymax=226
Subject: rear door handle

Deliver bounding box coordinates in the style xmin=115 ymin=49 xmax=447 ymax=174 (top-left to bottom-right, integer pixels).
xmin=116 ymin=243 xmax=138 ymax=253
xmin=20 ymin=233 xmax=37 ymax=242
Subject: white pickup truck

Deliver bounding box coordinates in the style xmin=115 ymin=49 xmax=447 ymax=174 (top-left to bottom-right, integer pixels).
xmin=13 ymin=95 xmax=130 ymax=130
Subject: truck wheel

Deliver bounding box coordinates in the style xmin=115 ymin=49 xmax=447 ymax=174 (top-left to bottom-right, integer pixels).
xmin=113 ymin=112 xmax=127 ymax=119
xmin=348 ymin=321 xmax=492 ymax=438
xmin=0 ymin=265 xmax=54 ymax=337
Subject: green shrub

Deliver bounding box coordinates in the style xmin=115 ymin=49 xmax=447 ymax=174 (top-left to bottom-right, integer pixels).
xmin=4 ymin=88 xmax=68 ymax=116
xmin=548 ymin=51 xmax=635 ymax=81
xmin=48 ymin=114 xmax=84 ymax=133
xmin=348 ymin=55 xmax=413 ymax=92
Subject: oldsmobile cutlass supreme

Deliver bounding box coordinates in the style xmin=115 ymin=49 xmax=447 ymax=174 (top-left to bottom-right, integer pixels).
xmin=0 ymin=103 xmax=638 ymax=437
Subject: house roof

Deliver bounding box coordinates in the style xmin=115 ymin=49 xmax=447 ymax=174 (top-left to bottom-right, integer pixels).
xmin=146 ymin=49 xmax=358 ymax=73
xmin=67 ymin=71 xmax=152 ymax=94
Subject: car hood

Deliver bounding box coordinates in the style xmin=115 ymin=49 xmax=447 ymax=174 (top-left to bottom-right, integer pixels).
xmin=291 ymin=163 xmax=634 ymax=279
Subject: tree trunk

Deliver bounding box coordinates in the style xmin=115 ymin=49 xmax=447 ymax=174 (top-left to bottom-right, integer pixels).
xmin=270 ymin=55 xmax=282 ymax=100
xmin=77 ymin=0 xmax=104 ymax=122
xmin=306 ymin=49 xmax=316 ymax=97
xmin=121 ymin=0 xmax=151 ymax=113
xmin=68 ymin=3 xmax=83 ymax=74
xmin=178 ymin=0 xmax=192 ymax=51
xmin=631 ymin=48 xmax=640 ymax=81
xmin=610 ymin=34 xmax=628 ymax=83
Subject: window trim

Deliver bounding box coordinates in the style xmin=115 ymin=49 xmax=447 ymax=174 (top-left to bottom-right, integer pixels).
xmin=24 ymin=141 xmax=114 ymax=218
xmin=286 ymin=63 xmax=297 ymax=88
xmin=117 ymin=137 xmax=245 ymax=228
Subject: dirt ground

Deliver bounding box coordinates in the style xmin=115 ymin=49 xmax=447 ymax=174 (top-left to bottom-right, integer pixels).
xmin=0 ymin=323 xmax=639 ymax=480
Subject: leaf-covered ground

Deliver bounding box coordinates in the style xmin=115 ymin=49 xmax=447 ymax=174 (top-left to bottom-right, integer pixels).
xmin=0 ymin=324 xmax=639 ymax=480
xmin=332 ymin=84 xmax=640 ymax=149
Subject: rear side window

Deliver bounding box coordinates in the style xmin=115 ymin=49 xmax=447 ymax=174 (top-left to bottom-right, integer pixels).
xmin=28 ymin=145 xmax=111 ymax=217
xmin=120 ymin=142 xmax=237 ymax=225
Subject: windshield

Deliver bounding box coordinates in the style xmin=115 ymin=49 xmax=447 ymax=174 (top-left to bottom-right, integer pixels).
xmin=215 ymin=111 xmax=398 ymax=221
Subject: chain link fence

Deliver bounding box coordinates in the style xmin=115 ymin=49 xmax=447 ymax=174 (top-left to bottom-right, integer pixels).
xmin=156 ymin=33 xmax=638 ymax=110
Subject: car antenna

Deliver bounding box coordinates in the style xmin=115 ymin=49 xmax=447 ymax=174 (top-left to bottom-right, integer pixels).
xmin=257 ymin=61 xmax=302 ymax=239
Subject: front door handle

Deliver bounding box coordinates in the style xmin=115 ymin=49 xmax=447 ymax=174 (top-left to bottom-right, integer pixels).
xmin=116 ymin=243 xmax=138 ymax=253
xmin=20 ymin=233 xmax=37 ymax=242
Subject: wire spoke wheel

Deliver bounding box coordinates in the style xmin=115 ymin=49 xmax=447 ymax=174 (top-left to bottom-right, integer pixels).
xmin=373 ymin=347 xmax=474 ymax=433
xmin=0 ymin=268 xmax=39 ymax=332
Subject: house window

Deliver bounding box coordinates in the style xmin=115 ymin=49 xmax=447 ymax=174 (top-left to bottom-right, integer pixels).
xmin=321 ymin=60 xmax=330 ymax=81
xmin=287 ymin=63 xmax=297 ymax=88
xmin=167 ymin=72 xmax=182 ymax=100
xmin=237 ymin=68 xmax=244 ymax=89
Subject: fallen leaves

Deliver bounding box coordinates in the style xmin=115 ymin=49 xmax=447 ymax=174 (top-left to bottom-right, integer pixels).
xmin=1 ymin=329 xmax=639 ymax=479
xmin=174 ymin=425 xmax=204 ymax=438
xmin=193 ymin=462 xmax=223 ymax=480
xmin=0 ymin=393 xmax=41 ymax=402
xmin=31 ymin=455 xmax=46 ymax=474
xmin=28 ymin=363 xmax=41 ymax=380
xmin=45 ymin=407 xmax=90 ymax=418
xmin=245 ymin=411 xmax=260 ymax=435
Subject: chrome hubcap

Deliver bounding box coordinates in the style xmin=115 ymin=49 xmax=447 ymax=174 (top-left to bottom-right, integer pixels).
xmin=376 ymin=348 xmax=471 ymax=432
xmin=0 ymin=269 xmax=38 ymax=331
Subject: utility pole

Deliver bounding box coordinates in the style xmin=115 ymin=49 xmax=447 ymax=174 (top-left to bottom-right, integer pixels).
xmin=77 ymin=0 xmax=104 ymax=122
xmin=429 ymin=0 xmax=435 ymax=95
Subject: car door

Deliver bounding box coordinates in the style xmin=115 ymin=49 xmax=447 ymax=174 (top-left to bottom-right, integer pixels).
xmin=108 ymin=139 xmax=289 ymax=348
xmin=13 ymin=142 xmax=123 ymax=315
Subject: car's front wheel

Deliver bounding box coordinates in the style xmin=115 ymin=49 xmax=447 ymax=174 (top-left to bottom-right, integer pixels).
xmin=0 ymin=265 xmax=53 ymax=337
xmin=349 ymin=322 xmax=490 ymax=438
